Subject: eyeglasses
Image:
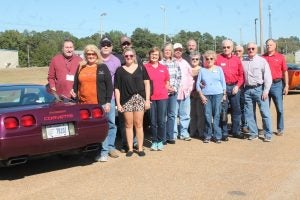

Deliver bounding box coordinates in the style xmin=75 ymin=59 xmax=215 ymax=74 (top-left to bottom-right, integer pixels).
xmin=174 ymin=48 xmax=182 ymax=52
xmin=124 ymin=54 xmax=134 ymax=58
xmin=223 ymin=46 xmax=231 ymax=49
xmin=86 ymin=53 xmax=96 ymax=56
xmin=247 ymin=47 xmax=255 ymax=51
xmin=205 ymin=57 xmax=214 ymax=61
xmin=192 ymin=58 xmax=199 ymax=61
xmin=235 ymin=50 xmax=242 ymax=52
xmin=101 ymin=43 xmax=112 ymax=48
xmin=122 ymin=41 xmax=131 ymax=46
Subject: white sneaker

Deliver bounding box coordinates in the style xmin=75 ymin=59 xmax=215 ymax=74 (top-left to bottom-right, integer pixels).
xmin=95 ymin=155 xmax=108 ymax=162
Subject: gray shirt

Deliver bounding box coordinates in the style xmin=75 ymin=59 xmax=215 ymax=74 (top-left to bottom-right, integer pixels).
xmin=242 ymin=55 xmax=272 ymax=93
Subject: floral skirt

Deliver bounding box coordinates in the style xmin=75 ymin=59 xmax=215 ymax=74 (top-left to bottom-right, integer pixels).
xmin=122 ymin=94 xmax=145 ymax=112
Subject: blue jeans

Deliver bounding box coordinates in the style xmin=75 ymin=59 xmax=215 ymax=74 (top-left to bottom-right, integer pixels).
xmin=269 ymin=81 xmax=284 ymax=132
xmin=101 ymin=99 xmax=117 ymax=156
xmin=150 ymin=99 xmax=167 ymax=142
xmin=240 ymin=88 xmax=247 ymax=128
xmin=221 ymin=85 xmax=242 ymax=136
xmin=203 ymin=94 xmax=223 ymax=140
xmin=166 ymin=93 xmax=178 ymax=142
xmin=174 ymin=97 xmax=191 ymax=139
xmin=244 ymin=85 xmax=272 ymax=138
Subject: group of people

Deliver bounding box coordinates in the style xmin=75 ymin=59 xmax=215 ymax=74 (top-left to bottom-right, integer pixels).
xmin=47 ymin=36 xmax=288 ymax=161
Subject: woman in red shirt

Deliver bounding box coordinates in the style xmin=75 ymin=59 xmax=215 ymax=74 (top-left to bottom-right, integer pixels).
xmin=144 ymin=47 xmax=170 ymax=151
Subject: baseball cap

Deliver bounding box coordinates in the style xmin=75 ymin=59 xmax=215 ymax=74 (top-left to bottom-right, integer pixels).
xmin=99 ymin=35 xmax=112 ymax=47
xmin=120 ymin=36 xmax=131 ymax=44
xmin=173 ymin=43 xmax=183 ymax=49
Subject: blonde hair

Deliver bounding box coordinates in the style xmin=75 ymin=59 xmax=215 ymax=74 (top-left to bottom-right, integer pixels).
xmin=123 ymin=47 xmax=137 ymax=64
xmin=79 ymin=44 xmax=102 ymax=68
xmin=162 ymin=43 xmax=174 ymax=58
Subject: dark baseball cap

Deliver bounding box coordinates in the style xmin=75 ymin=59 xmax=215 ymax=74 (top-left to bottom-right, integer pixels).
xmin=99 ymin=35 xmax=112 ymax=47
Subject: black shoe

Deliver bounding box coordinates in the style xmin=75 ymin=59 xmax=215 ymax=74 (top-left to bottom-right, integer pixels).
xmin=137 ymin=151 xmax=146 ymax=157
xmin=222 ymin=136 xmax=229 ymax=141
xmin=163 ymin=141 xmax=167 ymax=145
xmin=120 ymin=145 xmax=129 ymax=153
xmin=234 ymin=134 xmax=244 ymax=139
xmin=166 ymin=140 xmax=176 ymax=144
xmin=126 ymin=151 xmax=134 ymax=157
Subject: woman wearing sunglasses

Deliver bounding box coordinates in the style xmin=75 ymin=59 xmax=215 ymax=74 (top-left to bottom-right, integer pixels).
xmin=114 ymin=47 xmax=151 ymax=157
xmin=196 ymin=50 xmax=226 ymax=143
xmin=189 ymin=51 xmax=205 ymax=139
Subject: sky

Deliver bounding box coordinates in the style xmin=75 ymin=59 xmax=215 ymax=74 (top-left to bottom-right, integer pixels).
xmin=0 ymin=0 xmax=299 ymax=45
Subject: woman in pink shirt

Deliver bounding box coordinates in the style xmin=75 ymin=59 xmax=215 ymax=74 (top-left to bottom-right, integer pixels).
xmin=144 ymin=47 xmax=170 ymax=151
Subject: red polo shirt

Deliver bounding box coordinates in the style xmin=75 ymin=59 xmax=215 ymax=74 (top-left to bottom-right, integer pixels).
xmin=215 ymin=54 xmax=244 ymax=87
xmin=262 ymin=52 xmax=287 ymax=80
xmin=144 ymin=62 xmax=169 ymax=100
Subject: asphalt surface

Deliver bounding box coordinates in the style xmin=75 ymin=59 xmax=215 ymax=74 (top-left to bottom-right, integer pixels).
xmin=0 ymin=92 xmax=300 ymax=200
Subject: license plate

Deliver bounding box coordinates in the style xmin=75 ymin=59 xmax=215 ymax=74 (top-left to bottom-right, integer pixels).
xmin=45 ymin=123 xmax=70 ymax=138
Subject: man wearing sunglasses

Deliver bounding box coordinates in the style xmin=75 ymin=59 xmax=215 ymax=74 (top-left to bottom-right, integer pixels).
xmin=115 ymin=36 xmax=143 ymax=66
xmin=95 ymin=35 xmax=121 ymax=162
xmin=215 ymin=39 xmax=244 ymax=141
xmin=242 ymin=42 xmax=273 ymax=142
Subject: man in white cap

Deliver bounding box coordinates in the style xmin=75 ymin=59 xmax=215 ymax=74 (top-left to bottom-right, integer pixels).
xmin=173 ymin=43 xmax=194 ymax=141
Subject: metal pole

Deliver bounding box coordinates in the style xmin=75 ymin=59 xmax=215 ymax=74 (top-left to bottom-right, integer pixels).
xmin=259 ymin=0 xmax=264 ymax=54
xmin=27 ymin=44 xmax=30 ymax=67
xmin=255 ymin=18 xmax=258 ymax=44
xmin=100 ymin=12 xmax=107 ymax=39
xmin=160 ymin=6 xmax=166 ymax=45
xmin=268 ymin=4 xmax=272 ymax=38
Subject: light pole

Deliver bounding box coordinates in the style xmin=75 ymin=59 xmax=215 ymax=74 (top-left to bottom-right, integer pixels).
xmin=100 ymin=12 xmax=107 ymax=39
xmin=268 ymin=4 xmax=272 ymax=39
xmin=197 ymin=38 xmax=200 ymax=52
xmin=259 ymin=0 xmax=264 ymax=54
xmin=160 ymin=5 xmax=166 ymax=45
xmin=27 ymin=44 xmax=30 ymax=67
xmin=254 ymin=18 xmax=258 ymax=44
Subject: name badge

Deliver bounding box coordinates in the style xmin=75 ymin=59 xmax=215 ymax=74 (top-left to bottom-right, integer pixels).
xmin=66 ymin=74 xmax=74 ymax=81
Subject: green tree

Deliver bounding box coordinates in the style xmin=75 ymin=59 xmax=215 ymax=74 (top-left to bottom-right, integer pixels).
xmin=132 ymin=28 xmax=162 ymax=59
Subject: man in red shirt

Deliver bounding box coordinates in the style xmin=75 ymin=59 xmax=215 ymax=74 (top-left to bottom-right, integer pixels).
xmin=262 ymin=39 xmax=289 ymax=136
xmin=215 ymin=39 xmax=244 ymax=140
xmin=48 ymin=39 xmax=82 ymax=98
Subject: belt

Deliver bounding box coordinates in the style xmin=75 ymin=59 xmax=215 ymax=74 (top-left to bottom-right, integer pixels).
xmin=226 ymin=82 xmax=237 ymax=86
xmin=273 ymin=78 xmax=282 ymax=83
xmin=245 ymin=84 xmax=262 ymax=89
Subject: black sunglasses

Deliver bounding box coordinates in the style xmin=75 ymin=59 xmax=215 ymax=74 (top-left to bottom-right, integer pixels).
xmin=122 ymin=41 xmax=131 ymax=46
xmin=101 ymin=43 xmax=112 ymax=48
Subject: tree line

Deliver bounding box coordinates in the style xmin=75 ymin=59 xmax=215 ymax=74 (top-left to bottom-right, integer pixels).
xmin=0 ymin=28 xmax=299 ymax=67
